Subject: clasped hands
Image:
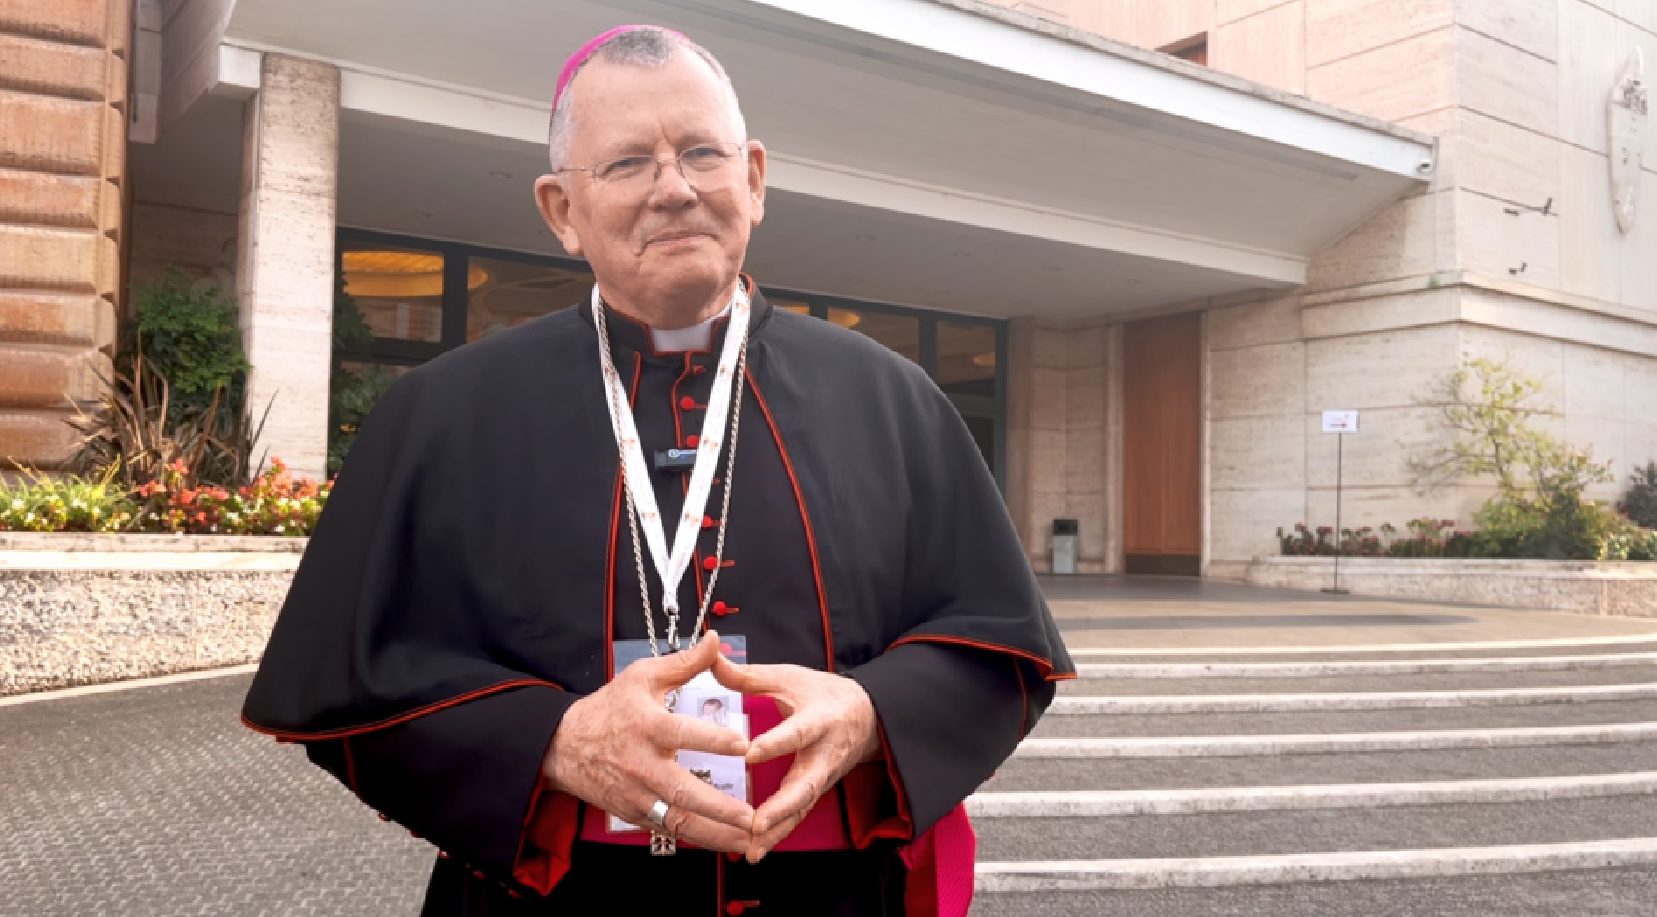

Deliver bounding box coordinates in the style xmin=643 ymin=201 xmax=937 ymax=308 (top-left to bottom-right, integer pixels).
xmin=544 ymin=631 xmax=880 ymax=862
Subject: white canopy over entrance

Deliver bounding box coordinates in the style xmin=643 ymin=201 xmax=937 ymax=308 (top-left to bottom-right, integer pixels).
xmin=143 ymin=0 xmax=1435 ymax=318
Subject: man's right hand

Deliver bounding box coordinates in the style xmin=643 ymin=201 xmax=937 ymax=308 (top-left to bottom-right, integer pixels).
xmin=543 ymin=631 xmax=753 ymax=853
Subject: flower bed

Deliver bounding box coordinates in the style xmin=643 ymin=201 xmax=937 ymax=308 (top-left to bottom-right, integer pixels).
xmin=0 ymin=459 xmax=327 ymax=536
xmin=1275 ymin=517 xmax=1657 ymax=562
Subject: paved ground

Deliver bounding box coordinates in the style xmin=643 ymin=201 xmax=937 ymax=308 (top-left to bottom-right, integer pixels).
xmin=1037 ymin=575 xmax=1657 ymax=649
xmin=0 ymin=676 xmax=429 ymax=917
xmin=4 ymin=576 xmax=1656 ymax=916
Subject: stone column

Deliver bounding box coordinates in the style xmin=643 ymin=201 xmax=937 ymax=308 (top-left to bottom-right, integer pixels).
xmin=0 ymin=0 xmax=127 ymax=471
xmin=1004 ymin=317 xmax=1036 ymax=555
xmin=1004 ymin=317 xmax=1071 ymax=572
xmin=236 ymin=54 xmax=339 ymax=483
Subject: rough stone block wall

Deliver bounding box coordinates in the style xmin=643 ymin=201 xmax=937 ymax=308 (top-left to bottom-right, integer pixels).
xmin=0 ymin=534 xmax=302 ymax=694
xmin=0 ymin=0 xmax=129 ymax=469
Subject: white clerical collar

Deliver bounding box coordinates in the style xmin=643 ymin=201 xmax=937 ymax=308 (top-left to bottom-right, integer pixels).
xmin=649 ymin=302 xmax=733 ymax=353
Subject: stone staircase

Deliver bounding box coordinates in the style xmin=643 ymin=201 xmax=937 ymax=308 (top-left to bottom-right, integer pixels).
xmin=969 ymin=634 xmax=1657 ymax=916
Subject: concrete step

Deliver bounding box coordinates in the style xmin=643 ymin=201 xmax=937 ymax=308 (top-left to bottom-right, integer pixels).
xmin=1071 ymin=641 xmax=1657 ymax=664
xmin=1065 ymin=632 xmax=1657 ymax=661
xmin=1068 ymin=666 xmax=1657 ymax=695
xmin=1075 ymin=651 xmax=1657 ymax=679
xmin=1031 ymin=698 xmax=1657 ymax=737
xmin=969 ymin=771 xmax=1657 ymax=818
xmin=983 ymin=742 xmax=1657 ymax=793
xmin=1015 ymin=722 xmax=1657 ymax=759
xmin=972 ymin=797 xmax=1657 ymax=862
xmin=969 ymin=862 xmax=1657 ymax=916
xmin=1049 ymin=682 xmax=1657 ymax=714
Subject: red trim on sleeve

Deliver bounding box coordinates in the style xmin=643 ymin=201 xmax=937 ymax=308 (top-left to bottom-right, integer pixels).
xmin=745 ymin=370 xmax=836 ymax=672
xmin=241 ymin=678 xmax=560 ymax=741
xmin=512 ymin=777 xmax=583 ymax=895
xmin=840 ymin=720 xmax=914 ymax=847
xmin=886 ymin=634 xmax=1073 ymax=683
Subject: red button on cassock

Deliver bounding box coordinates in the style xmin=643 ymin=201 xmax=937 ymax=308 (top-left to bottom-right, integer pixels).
xmin=702 ymin=515 xmax=715 ymax=529
xmin=686 ymin=435 xmax=700 ymax=448
xmin=680 ymin=396 xmax=697 ymax=410
xmin=703 ymin=556 xmax=719 ymax=571
xmin=712 ymin=601 xmax=730 ymax=616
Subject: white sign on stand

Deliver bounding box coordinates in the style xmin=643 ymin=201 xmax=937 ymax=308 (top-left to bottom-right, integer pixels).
xmin=1322 ymin=410 xmax=1360 ymax=434
xmin=1321 ymin=410 xmax=1359 ymax=595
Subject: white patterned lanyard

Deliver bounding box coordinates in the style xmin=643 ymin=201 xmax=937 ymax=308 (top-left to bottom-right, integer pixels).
xmin=592 ymin=284 xmax=749 ymax=659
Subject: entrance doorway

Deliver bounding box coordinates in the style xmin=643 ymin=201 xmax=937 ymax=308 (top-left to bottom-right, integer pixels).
xmin=1122 ymin=312 xmax=1202 ymax=575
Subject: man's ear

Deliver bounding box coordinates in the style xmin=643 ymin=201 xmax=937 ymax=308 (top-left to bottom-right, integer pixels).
xmin=534 ymin=175 xmax=584 ymax=256
xmin=744 ymin=140 xmax=767 ymax=227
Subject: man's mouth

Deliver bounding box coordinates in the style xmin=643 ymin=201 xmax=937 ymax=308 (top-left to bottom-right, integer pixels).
xmin=648 ymin=230 xmax=709 ymax=246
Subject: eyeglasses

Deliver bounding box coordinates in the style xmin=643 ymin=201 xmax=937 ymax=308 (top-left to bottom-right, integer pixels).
xmin=557 ymin=141 xmax=748 ymax=194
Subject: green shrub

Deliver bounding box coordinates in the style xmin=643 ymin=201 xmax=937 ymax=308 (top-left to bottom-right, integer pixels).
xmin=73 ymin=269 xmax=267 ymax=489
xmin=124 ymin=269 xmax=249 ymax=424
xmin=1622 ymin=461 xmax=1657 ymax=529
xmin=327 ymin=276 xmax=396 ymax=476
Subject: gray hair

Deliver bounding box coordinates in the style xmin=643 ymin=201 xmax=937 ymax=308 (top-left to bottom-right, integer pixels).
xmin=548 ymin=27 xmax=747 ymax=170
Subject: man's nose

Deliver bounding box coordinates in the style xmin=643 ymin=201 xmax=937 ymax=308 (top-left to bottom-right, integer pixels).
xmin=647 ymin=158 xmax=698 ymax=206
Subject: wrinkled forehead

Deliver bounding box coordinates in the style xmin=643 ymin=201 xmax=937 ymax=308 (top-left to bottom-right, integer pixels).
xmin=565 ymin=54 xmax=742 ymax=147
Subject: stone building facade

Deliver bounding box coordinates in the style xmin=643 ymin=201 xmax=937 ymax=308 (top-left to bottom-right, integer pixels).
xmin=0 ymin=0 xmax=128 ymax=471
xmin=6 ymin=0 xmax=1651 ymax=581
xmin=992 ymin=0 xmax=1657 ymax=576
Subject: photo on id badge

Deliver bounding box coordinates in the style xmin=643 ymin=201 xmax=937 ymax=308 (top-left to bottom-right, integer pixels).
xmin=609 ymin=635 xmax=751 ymax=834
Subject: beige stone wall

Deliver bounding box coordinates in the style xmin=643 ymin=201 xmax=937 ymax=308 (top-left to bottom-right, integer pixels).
xmin=984 ymin=0 xmax=1218 ymax=51
xmin=0 ymin=0 xmax=129 ymax=469
xmin=1006 ymin=315 xmax=1112 ymax=572
xmin=127 ymin=200 xmax=239 ymax=289
xmin=1248 ymin=555 xmax=1657 ymax=617
xmin=1019 ymin=1 xmax=1657 ymax=569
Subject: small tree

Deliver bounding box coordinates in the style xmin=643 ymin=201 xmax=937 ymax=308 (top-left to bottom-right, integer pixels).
xmin=1412 ymin=358 xmax=1616 ymax=560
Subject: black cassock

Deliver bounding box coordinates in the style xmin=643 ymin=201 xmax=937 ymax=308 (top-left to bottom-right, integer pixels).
xmin=242 ymin=285 xmax=1073 ymax=916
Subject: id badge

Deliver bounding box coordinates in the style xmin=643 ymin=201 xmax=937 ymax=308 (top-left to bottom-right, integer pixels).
xmin=608 ymin=636 xmax=750 ymax=834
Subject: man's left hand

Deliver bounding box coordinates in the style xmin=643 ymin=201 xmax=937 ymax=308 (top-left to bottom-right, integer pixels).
xmin=710 ymin=655 xmax=881 ymax=862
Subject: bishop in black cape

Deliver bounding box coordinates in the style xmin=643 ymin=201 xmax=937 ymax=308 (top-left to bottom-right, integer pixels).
xmin=242 ymin=284 xmax=1072 ymax=916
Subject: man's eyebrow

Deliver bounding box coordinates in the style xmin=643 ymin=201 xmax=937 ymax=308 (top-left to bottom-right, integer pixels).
xmin=592 ymin=139 xmax=655 ymax=160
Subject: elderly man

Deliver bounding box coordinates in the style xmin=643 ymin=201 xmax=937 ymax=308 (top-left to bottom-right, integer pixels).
xmin=243 ymin=24 xmax=1071 ymax=917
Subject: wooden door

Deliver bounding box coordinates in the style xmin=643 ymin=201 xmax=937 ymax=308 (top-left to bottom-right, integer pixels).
xmin=1122 ymin=313 xmax=1202 ymax=575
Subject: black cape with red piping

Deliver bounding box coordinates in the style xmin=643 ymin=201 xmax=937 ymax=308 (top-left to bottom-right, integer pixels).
xmin=242 ymin=286 xmax=1074 ymax=916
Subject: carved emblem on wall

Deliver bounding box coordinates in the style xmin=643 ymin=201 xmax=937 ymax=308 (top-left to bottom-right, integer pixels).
xmin=1609 ymin=49 xmax=1647 ymax=234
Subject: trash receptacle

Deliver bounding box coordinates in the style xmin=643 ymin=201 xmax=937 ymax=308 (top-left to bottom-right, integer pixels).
xmin=1051 ymin=518 xmax=1079 ymax=575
